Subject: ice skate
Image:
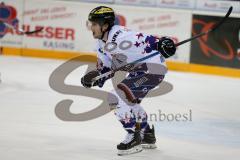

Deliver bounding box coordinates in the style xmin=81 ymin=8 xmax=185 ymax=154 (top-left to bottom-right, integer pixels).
xmin=117 ymin=131 xmax=142 ymax=156
xmin=141 ymin=125 xmax=157 ymax=149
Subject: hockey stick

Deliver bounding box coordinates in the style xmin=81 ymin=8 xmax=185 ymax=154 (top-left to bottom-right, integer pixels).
xmin=92 ymin=6 xmax=233 ymax=82
xmin=175 ymin=6 xmax=233 ymax=47
xmin=3 ymin=22 xmax=44 ymax=35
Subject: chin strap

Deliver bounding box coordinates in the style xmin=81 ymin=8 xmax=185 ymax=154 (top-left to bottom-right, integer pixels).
xmin=100 ymin=25 xmax=110 ymax=42
xmin=100 ymin=26 xmax=105 ymax=40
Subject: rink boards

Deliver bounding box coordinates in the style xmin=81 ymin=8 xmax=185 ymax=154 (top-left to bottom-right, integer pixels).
xmin=0 ymin=0 xmax=240 ymax=77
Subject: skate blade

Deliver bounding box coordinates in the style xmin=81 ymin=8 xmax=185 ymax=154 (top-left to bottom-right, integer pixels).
xmin=117 ymin=145 xmax=143 ymax=156
xmin=141 ymin=143 xmax=157 ymax=149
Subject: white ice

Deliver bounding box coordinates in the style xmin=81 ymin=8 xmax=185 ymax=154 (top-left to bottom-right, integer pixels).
xmin=0 ymin=56 xmax=240 ymax=160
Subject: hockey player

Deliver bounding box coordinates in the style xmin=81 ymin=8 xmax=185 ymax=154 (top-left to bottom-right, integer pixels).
xmin=81 ymin=6 xmax=176 ymax=155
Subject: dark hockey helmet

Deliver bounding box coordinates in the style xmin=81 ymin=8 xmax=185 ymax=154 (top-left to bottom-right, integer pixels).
xmin=88 ymin=6 xmax=115 ymax=29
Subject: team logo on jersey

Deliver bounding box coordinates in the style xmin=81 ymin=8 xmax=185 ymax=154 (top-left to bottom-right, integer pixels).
xmin=0 ymin=2 xmax=19 ymax=38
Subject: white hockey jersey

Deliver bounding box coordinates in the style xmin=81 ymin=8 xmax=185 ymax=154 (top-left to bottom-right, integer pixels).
xmin=96 ymin=25 xmax=167 ymax=75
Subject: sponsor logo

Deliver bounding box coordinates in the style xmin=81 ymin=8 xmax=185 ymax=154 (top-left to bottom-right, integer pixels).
xmin=0 ymin=2 xmax=18 ymax=38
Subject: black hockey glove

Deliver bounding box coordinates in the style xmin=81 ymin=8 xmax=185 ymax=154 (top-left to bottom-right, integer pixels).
xmin=81 ymin=70 xmax=99 ymax=88
xmin=81 ymin=67 xmax=114 ymax=88
xmin=157 ymin=37 xmax=176 ymax=58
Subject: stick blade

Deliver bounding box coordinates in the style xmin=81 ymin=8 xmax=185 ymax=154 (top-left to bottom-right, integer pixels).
xmin=24 ymin=27 xmax=44 ymax=35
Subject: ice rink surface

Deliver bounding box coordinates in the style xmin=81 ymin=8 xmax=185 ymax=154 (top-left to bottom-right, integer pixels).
xmin=0 ymin=56 xmax=240 ymax=160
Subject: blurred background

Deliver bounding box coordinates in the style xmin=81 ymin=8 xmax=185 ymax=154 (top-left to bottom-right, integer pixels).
xmin=0 ymin=0 xmax=240 ymax=77
xmin=0 ymin=0 xmax=240 ymax=160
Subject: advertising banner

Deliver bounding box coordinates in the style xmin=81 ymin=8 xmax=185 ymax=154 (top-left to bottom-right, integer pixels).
xmin=196 ymin=0 xmax=240 ymax=13
xmin=1 ymin=1 xmax=192 ymax=63
xmin=190 ymin=14 xmax=240 ymax=69
xmin=22 ymin=1 xmax=88 ymax=52
xmin=0 ymin=0 xmax=24 ymax=48
xmin=156 ymin=0 xmax=195 ymax=9
xmin=1 ymin=1 xmax=97 ymax=52
xmin=78 ymin=0 xmax=114 ymax=3
xmin=115 ymin=0 xmax=156 ymax=6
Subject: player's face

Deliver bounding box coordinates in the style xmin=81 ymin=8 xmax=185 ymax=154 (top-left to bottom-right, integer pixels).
xmin=88 ymin=21 xmax=103 ymax=39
